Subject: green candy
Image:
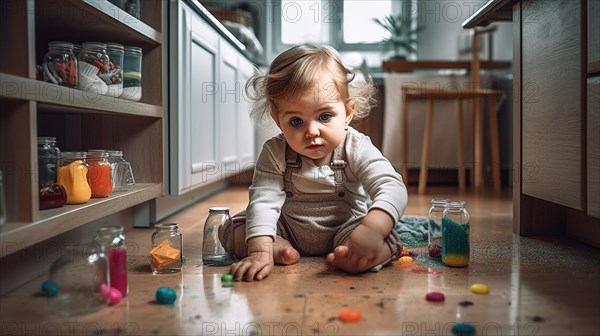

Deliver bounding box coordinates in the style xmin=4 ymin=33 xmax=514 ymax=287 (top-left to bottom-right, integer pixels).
xmin=221 ymin=274 xmax=233 ymax=282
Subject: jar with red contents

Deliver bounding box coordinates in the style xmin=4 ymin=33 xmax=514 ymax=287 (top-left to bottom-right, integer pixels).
xmin=87 ymin=150 xmax=113 ymax=197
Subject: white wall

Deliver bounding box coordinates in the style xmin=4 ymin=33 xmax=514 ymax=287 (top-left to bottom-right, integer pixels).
xmin=416 ymin=0 xmax=512 ymax=61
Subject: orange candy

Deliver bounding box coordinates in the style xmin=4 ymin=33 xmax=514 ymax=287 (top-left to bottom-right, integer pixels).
xmin=338 ymin=308 xmax=362 ymax=323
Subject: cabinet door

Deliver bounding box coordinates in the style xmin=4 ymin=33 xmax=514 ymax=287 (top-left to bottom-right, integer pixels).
xmin=521 ymin=0 xmax=583 ymax=209
xmin=218 ymin=42 xmax=239 ymax=178
xmin=189 ymin=11 xmax=220 ymax=188
xmin=237 ymin=58 xmax=256 ymax=170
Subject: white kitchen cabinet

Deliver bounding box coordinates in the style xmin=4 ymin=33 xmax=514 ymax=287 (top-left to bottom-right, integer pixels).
xmin=169 ymin=1 xmax=255 ymax=195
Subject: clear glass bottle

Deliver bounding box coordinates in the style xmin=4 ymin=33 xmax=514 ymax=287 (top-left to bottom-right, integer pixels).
xmin=48 ymin=243 xmax=110 ymax=316
xmin=202 ymin=207 xmax=236 ymax=266
xmin=105 ymin=43 xmax=124 ymax=98
xmin=120 ymin=46 xmax=142 ymax=101
xmin=105 ymin=150 xmax=135 ymax=191
xmin=94 ymin=226 xmax=128 ymax=296
xmin=427 ymin=199 xmax=448 ymax=258
xmin=125 ymin=0 xmax=141 ymax=19
xmin=86 ymin=150 xmax=112 ymax=197
xmin=57 ymin=152 xmax=91 ymax=204
xmin=43 ymin=41 xmax=78 ymax=88
xmin=78 ymin=42 xmax=110 ymax=95
xmin=150 ymin=223 xmax=183 ymax=274
xmin=441 ymin=201 xmax=470 ymax=267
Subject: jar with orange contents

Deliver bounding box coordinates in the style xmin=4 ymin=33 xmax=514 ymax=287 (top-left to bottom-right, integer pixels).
xmin=58 ymin=152 xmax=91 ymax=204
xmin=87 ymin=150 xmax=113 ymax=197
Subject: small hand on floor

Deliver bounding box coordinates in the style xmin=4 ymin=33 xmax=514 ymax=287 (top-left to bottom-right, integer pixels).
xmin=326 ymin=224 xmax=392 ymax=273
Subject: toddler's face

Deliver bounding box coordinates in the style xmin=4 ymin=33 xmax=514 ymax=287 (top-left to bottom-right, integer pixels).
xmin=273 ymin=74 xmax=352 ymax=166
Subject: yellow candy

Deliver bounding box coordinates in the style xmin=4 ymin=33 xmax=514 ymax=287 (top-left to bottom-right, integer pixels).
xmin=470 ymin=283 xmax=490 ymax=295
xmin=398 ymin=256 xmax=413 ymax=264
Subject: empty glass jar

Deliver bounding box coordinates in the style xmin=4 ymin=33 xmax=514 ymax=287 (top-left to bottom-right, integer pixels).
xmin=106 ymin=150 xmax=135 ymax=191
xmin=48 ymin=243 xmax=110 ymax=316
xmin=202 ymin=207 xmax=236 ymax=266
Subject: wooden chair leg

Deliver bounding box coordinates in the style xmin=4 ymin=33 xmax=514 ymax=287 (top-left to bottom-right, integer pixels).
xmin=488 ymin=95 xmax=501 ymax=191
xmin=456 ymin=98 xmax=466 ymax=190
xmin=419 ymin=97 xmax=434 ymax=194
xmin=401 ymin=89 xmax=409 ymax=183
xmin=473 ymin=96 xmax=484 ymax=190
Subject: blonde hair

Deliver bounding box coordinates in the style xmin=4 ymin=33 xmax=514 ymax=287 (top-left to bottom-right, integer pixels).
xmin=246 ymin=43 xmax=376 ymax=125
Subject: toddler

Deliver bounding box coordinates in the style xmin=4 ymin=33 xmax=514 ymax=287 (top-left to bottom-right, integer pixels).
xmin=220 ymin=43 xmax=408 ymax=281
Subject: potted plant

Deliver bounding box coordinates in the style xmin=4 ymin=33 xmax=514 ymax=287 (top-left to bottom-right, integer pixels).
xmin=372 ymin=14 xmax=423 ymax=60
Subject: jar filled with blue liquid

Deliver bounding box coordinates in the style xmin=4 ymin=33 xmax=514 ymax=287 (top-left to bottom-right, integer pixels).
xmin=202 ymin=207 xmax=236 ymax=266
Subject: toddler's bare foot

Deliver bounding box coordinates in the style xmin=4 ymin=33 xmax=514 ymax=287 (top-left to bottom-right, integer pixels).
xmin=327 ymin=245 xmax=391 ymax=273
xmin=273 ymin=244 xmax=300 ymax=265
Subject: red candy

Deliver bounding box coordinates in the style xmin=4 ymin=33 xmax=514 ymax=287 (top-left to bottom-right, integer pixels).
xmin=425 ymin=291 xmax=445 ymax=302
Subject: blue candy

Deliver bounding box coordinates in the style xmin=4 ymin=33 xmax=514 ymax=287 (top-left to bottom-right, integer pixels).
xmin=451 ymin=323 xmax=475 ymax=335
xmin=155 ymin=286 xmax=177 ymax=305
xmin=42 ymin=280 xmax=59 ymax=297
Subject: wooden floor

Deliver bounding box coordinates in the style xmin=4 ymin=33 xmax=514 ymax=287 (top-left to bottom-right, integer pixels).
xmin=1 ymin=185 xmax=599 ymax=335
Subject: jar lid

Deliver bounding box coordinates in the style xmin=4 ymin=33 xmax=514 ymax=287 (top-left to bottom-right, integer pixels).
xmin=96 ymin=225 xmax=125 ymax=234
xmin=105 ymin=150 xmax=123 ymax=157
xmin=124 ymin=46 xmax=142 ymax=55
xmin=155 ymin=223 xmax=179 ymax=230
xmin=61 ymin=151 xmax=87 ymax=158
xmin=82 ymin=42 xmax=107 ymax=50
xmin=447 ymin=201 xmax=466 ymax=208
xmin=48 ymin=41 xmax=74 ymax=49
xmin=37 ymin=136 xmax=57 ymax=143
xmin=209 ymin=207 xmax=230 ymax=213
xmin=86 ymin=151 xmax=109 ymax=158
xmin=106 ymin=42 xmax=124 ymax=49
xmin=430 ymin=199 xmax=449 ymax=205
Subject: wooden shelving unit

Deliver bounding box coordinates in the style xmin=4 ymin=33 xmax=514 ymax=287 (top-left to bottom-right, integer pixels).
xmin=0 ymin=0 xmax=165 ymax=257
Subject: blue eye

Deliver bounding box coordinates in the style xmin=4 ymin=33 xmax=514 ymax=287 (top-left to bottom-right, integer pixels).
xmin=319 ymin=113 xmax=332 ymax=122
xmin=289 ymin=118 xmax=303 ymax=127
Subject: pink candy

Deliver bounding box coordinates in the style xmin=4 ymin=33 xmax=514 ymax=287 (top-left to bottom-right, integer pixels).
xmin=425 ymin=291 xmax=445 ymax=302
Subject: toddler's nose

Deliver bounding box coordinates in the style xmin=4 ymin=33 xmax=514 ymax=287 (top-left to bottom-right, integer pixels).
xmin=306 ymin=122 xmax=320 ymax=138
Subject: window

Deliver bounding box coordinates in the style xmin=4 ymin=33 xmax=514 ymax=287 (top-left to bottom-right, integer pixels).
xmin=274 ymin=0 xmax=414 ymax=52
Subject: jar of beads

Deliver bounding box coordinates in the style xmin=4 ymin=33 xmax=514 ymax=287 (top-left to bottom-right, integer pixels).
xmin=441 ymin=201 xmax=470 ymax=267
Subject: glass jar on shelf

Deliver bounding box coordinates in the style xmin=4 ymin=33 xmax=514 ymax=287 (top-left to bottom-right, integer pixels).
xmin=120 ymin=46 xmax=142 ymax=101
xmin=38 ymin=137 xmax=60 ymax=186
xmin=427 ymin=198 xmax=448 ymax=258
xmin=43 ymin=41 xmax=78 ymax=88
xmin=86 ymin=150 xmax=112 ymax=198
xmin=57 ymin=152 xmax=91 ymax=204
xmin=105 ymin=43 xmax=124 ymax=98
xmin=78 ymin=42 xmax=110 ymax=95
xmin=441 ymin=201 xmax=470 ymax=267
xmin=105 ymin=150 xmax=135 ymax=192
xmin=94 ymin=226 xmax=128 ymax=296
xmin=202 ymin=207 xmax=236 ymax=266
xmin=150 ymin=223 xmax=183 ymax=274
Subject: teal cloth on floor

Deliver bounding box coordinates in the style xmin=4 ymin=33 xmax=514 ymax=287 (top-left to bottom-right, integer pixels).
xmin=394 ymin=216 xmax=429 ymax=247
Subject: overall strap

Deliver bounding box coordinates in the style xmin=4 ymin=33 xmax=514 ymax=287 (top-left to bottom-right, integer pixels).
xmin=284 ymin=144 xmax=301 ymax=197
xmin=330 ymin=132 xmax=348 ymax=197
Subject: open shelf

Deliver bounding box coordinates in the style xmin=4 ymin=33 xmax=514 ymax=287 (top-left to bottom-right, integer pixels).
xmin=0 ymin=73 xmax=163 ymax=118
xmin=0 ymin=183 xmax=162 ymax=258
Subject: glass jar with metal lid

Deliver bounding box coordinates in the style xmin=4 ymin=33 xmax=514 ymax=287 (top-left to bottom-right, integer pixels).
xmin=78 ymin=42 xmax=110 ymax=95
xmin=43 ymin=41 xmax=78 ymax=88
xmin=105 ymin=43 xmax=124 ymax=98
xmin=120 ymin=46 xmax=142 ymax=101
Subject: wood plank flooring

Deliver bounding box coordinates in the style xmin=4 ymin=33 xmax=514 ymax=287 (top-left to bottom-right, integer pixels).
xmin=1 ymin=185 xmax=599 ymax=335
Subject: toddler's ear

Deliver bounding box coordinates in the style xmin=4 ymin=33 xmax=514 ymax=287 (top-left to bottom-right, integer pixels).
xmin=345 ymin=100 xmax=356 ymax=123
